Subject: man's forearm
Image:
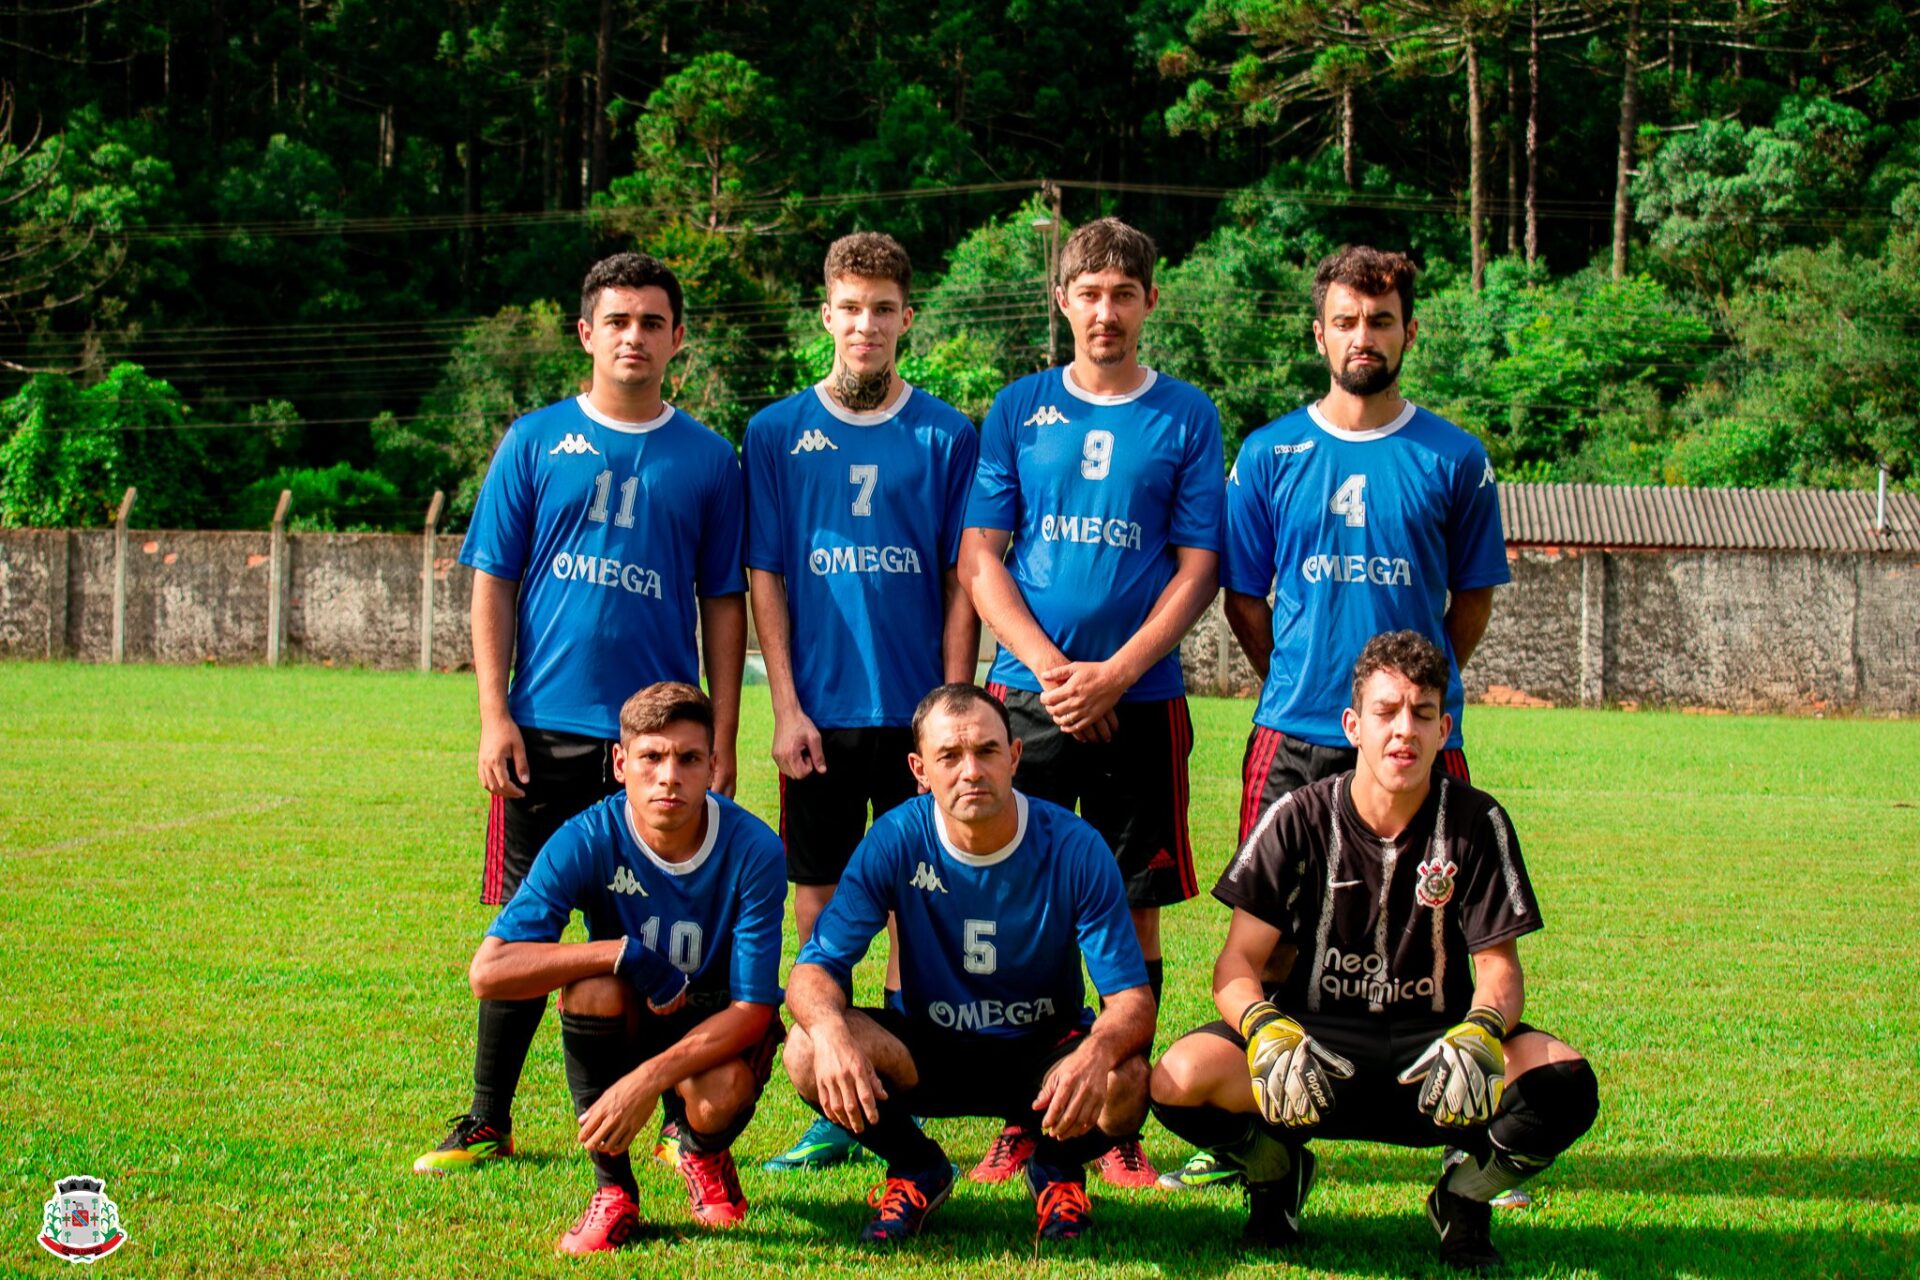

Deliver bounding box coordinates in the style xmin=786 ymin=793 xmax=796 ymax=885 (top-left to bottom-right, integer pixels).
xmin=748 ymin=570 xmax=804 ymax=717
xmin=958 ymin=530 xmax=1066 ymax=677
xmin=1444 ymin=586 xmax=1495 ymax=670
xmin=1105 ymin=549 xmax=1219 ymax=687
xmin=625 ymin=1002 xmax=773 ymax=1097
xmin=1223 ymin=590 xmax=1274 ymax=682
xmin=1467 ymin=941 xmax=1525 ymax=1028
xmin=699 ymin=593 xmax=747 ymax=753
xmin=471 ymin=570 xmax=519 ymax=718
xmin=786 ymin=962 xmax=852 ymax=1034
xmin=1083 ymin=986 xmax=1155 ymax=1065
xmin=940 ymin=569 xmax=982 ymax=684
xmin=469 ymin=936 xmax=623 ymax=1001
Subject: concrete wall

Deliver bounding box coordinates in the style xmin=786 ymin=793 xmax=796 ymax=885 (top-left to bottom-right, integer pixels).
xmin=5 ymin=530 xmax=1917 ymax=714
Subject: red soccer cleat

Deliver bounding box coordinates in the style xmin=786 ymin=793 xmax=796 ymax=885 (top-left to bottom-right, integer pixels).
xmin=1092 ymin=1136 xmax=1159 ymax=1188
xmin=555 ymin=1186 xmax=640 ymax=1255
xmin=679 ymin=1148 xmax=748 ymax=1227
xmin=968 ymin=1123 xmax=1037 ymax=1183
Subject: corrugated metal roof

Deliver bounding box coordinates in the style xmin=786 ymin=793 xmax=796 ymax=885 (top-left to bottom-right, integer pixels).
xmin=1499 ymin=482 xmax=1920 ymax=552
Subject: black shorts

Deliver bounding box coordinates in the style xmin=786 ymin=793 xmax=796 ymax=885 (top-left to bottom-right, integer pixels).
xmin=481 ymin=726 xmax=621 ymax=905
xmin=1189 ymin=1013 xmax=1544 ymax=1150
xmin=865 ymin=1006 xmax=1097 ymax=1121
xmin=991 ymin=684 xmax=1198 ymax=908
xmin=1239 ymin=726 xmax=1471 ymax=843
xmin=778 ymin=726 xmax=920 ymax=885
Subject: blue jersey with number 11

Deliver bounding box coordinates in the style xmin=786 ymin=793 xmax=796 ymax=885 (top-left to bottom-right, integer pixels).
xmin=797 ymin=793 xmax=1149 ymax=1039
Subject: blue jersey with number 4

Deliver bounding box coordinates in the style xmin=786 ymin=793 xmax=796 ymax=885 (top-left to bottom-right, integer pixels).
xmin=488 ymin=791 xmax=786 ymax=1010
xmin=797 ymin=793 xmax=1149 ymax=1039
xmin=966 ymin=368 xmax=1225 ymax=701
xmin=743 ymin=384 xmax=978 ymax=728
xmin=458 ymin=396 xmax=747 ymax=741
xmin=1223 ymin=402 xmax=1509 ymax=748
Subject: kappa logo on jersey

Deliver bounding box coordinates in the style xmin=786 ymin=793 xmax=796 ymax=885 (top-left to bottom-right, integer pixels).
xmin=1022 ymin=405 xmax=1072 ymax=428
xmin=548 ymin=433 xmax=600 ymax=456
xmin=909 ymin=861 xmax=948 ymax=894
xmin=608 ymin=866 xmax=650 ymax=897
xmin=1274 ymin=441 xmax=1316 ymax=456
xmin=790 ymin=429 xmax=839 ymax=454
xmin=1480 ymin=459 xmax=1496 ymax=488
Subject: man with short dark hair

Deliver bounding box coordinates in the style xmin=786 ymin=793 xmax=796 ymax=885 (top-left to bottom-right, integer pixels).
xmin=784 ymin=684 xmax=1156 ymax=1246
xmin=468 ymin=682 xmax=785 ymax=1252
xmin=1149 ymin=632 xmax=1598 ymax=1271
xmin=744 ymin=232 xmax=980 ymax=1170
xmin=414 ymin=251 xmax=749 ymax=1176
xmin=958 ymin=217 xmax=1226 ymax=1187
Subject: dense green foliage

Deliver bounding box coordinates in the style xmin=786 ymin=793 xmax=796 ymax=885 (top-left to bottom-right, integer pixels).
xmin=1 ymin=2 xmax=1917 ymax=527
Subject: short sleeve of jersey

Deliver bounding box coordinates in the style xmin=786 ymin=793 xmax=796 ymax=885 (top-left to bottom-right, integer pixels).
xmin=1222 ymin=437 xmax=1276 ymax=597
xmin=1067 ymin=825 xmax=1152 ymax=996
xmin=460 ymin=427 xmax=536 ymax=581
xmin=941 ymin=418 xmax=982 ymax=565
xmin=1169 ymin=399 xmax=1227 ymax=552
xmin=726 ymin=821 xmax=789 ymax=1005
xmin=1446 ymin=444 xmax=1510 ymax=591
xmin=697 ymin=445 xmax=748 ymax=596
xmin=964 ymin=394 xmax=1019 ymax=532
xmin=487 ymin=823 xmax=594 ymax=943
xmin=1210 ymin=795 xmax=1309 ymax=944
xmin=795 ymin=826 xmax=896 ymax=981
xmin=741 ymin=412 xmax=785 ymax=574
xmin=1455 ymin=803 xmax=1543 ymax=951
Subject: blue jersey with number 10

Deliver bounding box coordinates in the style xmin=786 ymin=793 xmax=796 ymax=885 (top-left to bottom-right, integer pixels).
xmin=459 ymin=396 xmax=747 ymax=742
xmin=797 ymin=793 xmax=1149 ymax=1039
xmin=743 ymin=384 xmax=978 ymax=729
xmin=1223 ymin=402 xmax=1509 ymax=748
xmin=966 ymin=367 xmax=1225 ymax=702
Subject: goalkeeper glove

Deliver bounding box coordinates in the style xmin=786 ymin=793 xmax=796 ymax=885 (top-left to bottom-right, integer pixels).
xmin=1398 ymin=1006 xmax=1507 ymax=1127
xmin=1241 ymin=1000 xmax=1356 ymax=1128
xmin=614 ymin=935 xmax=689 ymax=1013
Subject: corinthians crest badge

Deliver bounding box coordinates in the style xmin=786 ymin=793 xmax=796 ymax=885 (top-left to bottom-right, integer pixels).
xmin=39 ymin=1176 xmax=127 ymax=1264
xmin=1414 ymin=855 xmax=1458 ymax=910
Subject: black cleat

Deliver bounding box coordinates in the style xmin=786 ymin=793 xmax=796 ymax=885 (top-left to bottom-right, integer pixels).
xmin=1242 ymin=1146 xmax=1316 ymax=1249
xmin=1427 ymin=1178 xmax=1504 ymax=1271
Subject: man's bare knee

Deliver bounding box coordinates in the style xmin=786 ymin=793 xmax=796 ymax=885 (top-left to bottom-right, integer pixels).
xmin=681 ymin=1060 xmax=754 ymax=1131
xmin=784 ymin=1025 xmax=819 ymax=1099
xmin=561 ymin=974 xmax=630 ymax=1018
xmin=1102 ymin=1054 xmax=1151 ymax=1132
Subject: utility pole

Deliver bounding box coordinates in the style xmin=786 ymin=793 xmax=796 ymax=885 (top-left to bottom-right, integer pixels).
xmin=1032 ymin=180 xmax=1063 ymax=367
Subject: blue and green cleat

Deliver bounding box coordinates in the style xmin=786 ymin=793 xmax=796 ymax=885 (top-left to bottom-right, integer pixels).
xmin=1157 ymin=1149 xmax=1244 ymax=1191
xmin=763 ymin=1115 xmax=865 ymax=1171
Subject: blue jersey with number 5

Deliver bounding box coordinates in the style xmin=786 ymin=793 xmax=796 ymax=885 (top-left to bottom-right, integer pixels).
xmin=797 ymin=793 xmax=1149 ymax=1038
xmin=743 ymin=384 xmax=978 ymax=729
xmin=459 ymin=396 xmax=746 ymax=741
xmin=966 ymin=368 xmax=1225 ymax=701
xmin=488 ymin=791 xmax=786 ymax=1010
xmin=1223 ymin=403 xmax=1509 ymax=748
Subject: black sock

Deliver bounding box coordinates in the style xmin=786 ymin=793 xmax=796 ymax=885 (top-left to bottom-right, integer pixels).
xmin=1145 ymin=958 xmax=1165 ymax=1010
xmin=1033 ymin=1126 xmax=1114 ymax=1179
xmin=560 ymin=1010 xmax=641 ymax=1195
xmin=835 ymin=1097 xmax=944 ymax=1177
xmin=470 ymin=995 xmax=545 ymax=1128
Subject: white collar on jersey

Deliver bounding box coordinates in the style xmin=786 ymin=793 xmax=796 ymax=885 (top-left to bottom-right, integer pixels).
xmin=575 ymin=394 xmax=675 ymax=435
xmin=933 ymin=791 xmax=1029 ymax=868
xmin=623 ymin=794 xmax=721 ymax=876
xmin=1062 ymin=364 xmax=1158 ymax=405
xmin=811 ymin=380 xmax=915 ymax=426
xmin=1308 ymin=398 xmax=1418 ymax=442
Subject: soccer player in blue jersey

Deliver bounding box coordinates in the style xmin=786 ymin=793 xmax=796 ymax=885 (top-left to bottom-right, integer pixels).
xmin=743 ymin=233 xmax=981 ymax=1171
xmin=1163 ymin=245 xmax=1513 ymax=1193
xmin=469 ymin=683 xmax=786 ymax=1252
xmin=783 ymin=684 xmax=1156 ymax=1245
xmin=957 ymin=217 xmax=1226 ymax=1186
xmin=414 ymin=253 xmax=748 ymax=1176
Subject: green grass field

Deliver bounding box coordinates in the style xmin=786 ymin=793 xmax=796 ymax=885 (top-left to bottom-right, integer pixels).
xmin=4 ymin=663 xmax=1918 ymax=1278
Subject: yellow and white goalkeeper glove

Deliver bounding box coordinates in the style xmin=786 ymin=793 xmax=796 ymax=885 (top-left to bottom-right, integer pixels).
xmin=1241 ymin=1000 xmax=1356 ymax=1128
xmin=1398 ymin=1006 xmax=1507 ymax=1127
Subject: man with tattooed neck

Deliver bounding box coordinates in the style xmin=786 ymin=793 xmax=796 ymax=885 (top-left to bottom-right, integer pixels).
xmin=742 ymin=232 xmax=982 ymax=1172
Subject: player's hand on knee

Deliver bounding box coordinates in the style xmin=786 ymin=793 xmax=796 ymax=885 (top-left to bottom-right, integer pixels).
xmin=614 ymin=936 xmax=690 ymax=1014
xmin=771 ymin=712 xmax=826 ymax=779
xmin=478 ymin=715 xmax=529 ymax=798
xmin=1033 ymin=1048 xmax=1107 ymax=1139
xmin=576 ymin=1075 xmax=660 ymax=1156
xmin=1398 ymin=1007 xmax=1506 ymax=1128
xmin=814 ymin=1030 xmax=886 ymax=1133
xmin=1241 ymin=1000 xmax=1355 ymax=1128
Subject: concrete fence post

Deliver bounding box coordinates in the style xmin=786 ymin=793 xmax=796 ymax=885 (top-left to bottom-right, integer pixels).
xmin=267 ymin=489 xmax=292 ymax=667
xmin=1578 ymin=551 xmax=1608 ymax=707
xmin=110 ymin=487 xmax=137 ymax=664
xmin=420 ymin=490 xmax=445 ymax=672
xmin=46 ymin=529 xmax=70 ymax=659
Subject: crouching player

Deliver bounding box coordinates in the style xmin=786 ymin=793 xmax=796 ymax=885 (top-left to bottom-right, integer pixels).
xmin=1149 ymin=633 xmax=1598 ymax=1271
xmin=783 ymin=684 xmax=1155 ymax=1245
xmin=467 ymin=683 xmax=785 ymax=1253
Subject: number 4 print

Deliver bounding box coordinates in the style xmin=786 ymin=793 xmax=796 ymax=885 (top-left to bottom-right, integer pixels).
xmin=1330 ymin=474 xmax=1367 ymax=527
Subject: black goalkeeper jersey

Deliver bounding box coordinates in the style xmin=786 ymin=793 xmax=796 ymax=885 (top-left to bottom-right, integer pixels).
xmin=1214 ymin=772 xmax=1542 ymax=1024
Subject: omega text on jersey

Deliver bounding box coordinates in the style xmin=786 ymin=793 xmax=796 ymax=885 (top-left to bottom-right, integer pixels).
xmin=926 ymin=996 xmax=1058 ymax=1031
xmin=807 ymin=545 xmax=925 ymax=576
xmin=1300 ymin=552 xmax=1414 ymax=587
xmin=550 ymin=550 xmax=665 ymax=599
xmin=1040 ymin=513 xmax=1145 ymax=549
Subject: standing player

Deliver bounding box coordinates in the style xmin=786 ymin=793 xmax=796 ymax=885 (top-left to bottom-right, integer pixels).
xmin=1149 ymin=633 xmax=1599 ymax=1271
xmin=743 ymin=232 xmax=981 ymax=1171
xmin=783 ymin=684 xmax=1155 ymax=1245
xmin=958 ymin=217 xmax=1225 ymax=1187
xmin=413 ymin=253 xmax=748 ymax=1175
xmin=468 ymin=684 xmax=786 ymax=1252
